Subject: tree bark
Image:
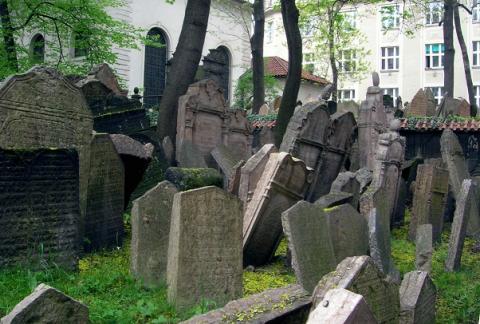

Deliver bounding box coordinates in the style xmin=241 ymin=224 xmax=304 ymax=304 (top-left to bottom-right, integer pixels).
xmin=250 ymin=0 xmax=265 ymax=114
xmin=453 ymin=4 xmax=477 ymax=116
xmin=0 ymin=0 xmax=19 ymax=73
xmin=274 ymin=0 xmax=302 ymax=147
xmin=156 ymin=0 xmax=211 ymax=142
xmin=443 ymin=0 xmax=455 ymax=98
xmin=328 ymin=8 xmax=338 ymax=102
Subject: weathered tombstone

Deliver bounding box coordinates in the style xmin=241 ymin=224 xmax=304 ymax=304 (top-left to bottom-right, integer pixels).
xmin=0 ymin=67 xmax=93 ymax=228
xmin=415 ymin=224 xmax=433 ymax=273
xmin=181 ymin=284 xmax=311 ymax=324
xmin=409 ymin=163 xmax=449 ymax=242
xmin=227 ymin=160 xmax=245 ymax=195
xmin=315 ymin=191 xmax=354 ymax=209
xmin=358 ymin=72 xmax=388 ymax=170
xmin=1 ymin=284 xmax=88 ymax=324
xmin=243 ymin=152 xmax=312 ymax=267
xmin=85 ymin=133 xmax=125 ymax=251
xmin=162 ymin=136 xmax=175 ymax=165
xmin=399 ymin=271 xmax=436 ymax=324
xmin=164 ymin=167 xmax=223 ymax=191
xmin=405 ymin=89 xmax=436 ymax=117
xmin=312 ymin=255 xmax=400 ymax=324
xmin=331 ymin=171 xmax=361 ymax=207
xmin=437 ymin=97 xmax=471 ymax=117
xmin=445 ymin=179 xmax=476 ymax=272
xmin=167 ymin=186 xmax=243 ymax=310
xmin=258 ymin=103 xmax=270 ymax=115
xmin=0 ymin=149 xmax=80 ymax=269
xmin=441 ymin=129 xmax=480 ymax=236
xmin=238 ymin=143 xmax=277 ymax=205
xmin=131 ymin=181 xmax=178 ymax=287
xmin=211 ymin=144 xmax=243 ymax=187
xmin=355 ymin=167 xmax=373 ymax=193
xmin=281 ymin=201 xmax=337 ymax=293
xmin=307 ymin=288 xmax=378 ymax=324
xmin=393 ymin=178 xmax=407 ymax=226
xmin=176 ymin=141 xmax=208 ymax=168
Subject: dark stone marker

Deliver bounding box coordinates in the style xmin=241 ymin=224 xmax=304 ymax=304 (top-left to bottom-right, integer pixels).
xmin=415 ymin=224 xmax=433 ymax=273
xmin=0 ymin=149 xmax=80 ymax=269
xmin=399 ymin=271 xmax=436 ymax=324
xmin=315 ymin=191 xmax=354 ymax=209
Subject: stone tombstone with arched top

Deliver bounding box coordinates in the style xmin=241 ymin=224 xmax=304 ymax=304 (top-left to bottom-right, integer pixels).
xmin=203 ymin=46 xmax=231 ymax=100
xmin=144 ymin=27 xmax=168 ymax=109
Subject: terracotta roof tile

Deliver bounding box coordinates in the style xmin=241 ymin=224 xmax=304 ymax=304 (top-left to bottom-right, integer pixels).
xmin=264 ymin=56 xmax=330 ymax=85
xmin=399 ymin=118 xmax=480 ymax=132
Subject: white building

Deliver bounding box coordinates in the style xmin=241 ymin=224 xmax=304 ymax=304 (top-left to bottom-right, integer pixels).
xmin=264 ymin=0 xmax=480 ymax=108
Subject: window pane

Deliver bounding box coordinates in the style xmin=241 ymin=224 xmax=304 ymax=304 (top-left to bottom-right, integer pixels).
xmin=433 ymin=56 xmax=439 ymax=67
xmin=426 ymin=56 xmax=431 ymax=68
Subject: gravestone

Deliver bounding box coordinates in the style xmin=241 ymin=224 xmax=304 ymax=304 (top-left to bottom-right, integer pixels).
xmin=162 ymin=136 xmax=174 ymax=165
xmin=0 ymin=149 xmax=80 ymax=269
xmin=85 ymin=133 xmax=125 ymax=251
xmin=164 ymin=167 xmax=223 ymax=191
xmin=393 ymin=179 xmax=407 ymax=226
xmin=399 ymin=271 xmax=436 ymax=324
xmin=307 ymin=289 xmax=378 ymax=324
xmin=315 ymin=191 xmax=354 ymax=209
xmin=441 ymin=129 xmax=480 ymax=236
xmin=227 ymin=160 xmax=245 ymax=195
xmin=167 ymin=187 xmax=243 ymax=310
xmin=176 ymin=141 xmax=208 ymax=168
xmin=211 ymin=144 xmax=244 ymax=188
xmin=281 ymin=201 xmax=337 ymax=293
xmin=437 ymin=97 xmax=471 ymax=117
xmin=406 ymin=89 xmax=436 ymax=117
xmin=1 ymin=284 xmax=88 ymax=324
xmin=331 ymin=171 xmax=361 ymax=207
xmin=131 ymin=181 xmax=178 ymax=287
xmin=0 ymin=67 xmax=93 ymax=228
xmin=445 ymin=179 xmax=476 ymax=272
xmin=409 ymin=163 xmax=449 ymax=242
xmin=182 ymin=284 xmax=311 ymax=324
xmin=312 ymin=255 xmax=400 ymax=324
xmin=238 ymin=143 xmax=277 ymax=206
xmin=415 ymin=224 xmax=433 ymax=273
xmin=243 ymin=152 xmax=312 ymax=267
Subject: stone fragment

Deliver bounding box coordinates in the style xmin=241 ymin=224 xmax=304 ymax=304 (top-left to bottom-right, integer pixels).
xmin=406 ymin=88 xmax=436 ymax=117
xmin=307 ymin=288 xmax=378 ymax=324
xmin=331 ymin=171 xmax=360 ymax=207
xmin=176 ymin=141 xmax=208 ymax=168
xmin=167 ymin=187 xmax=243 ymax=310
xmin=238 ymin=143 xmax=277 ymax=205
xmin=437 ymin=97 xmax=471 ymax=117
xmin=393 ymin=178 xmax=407 ymax=226
xmin=399 ymin=271 xmax=436 ymax=324
xmin=85 ymin=133 xmax=125 ymax=251
xmin=227 ymin=160 xmax=245 ymax=195
xmin=211 ymin=144 xmax=244 ymax=187
xmin=1 ymin=284 xmax=88 ymax=324
xmin=312 ymin=255 xmax=400 ymax=324
xmin=243 ymin=152 xmax=312 ymax=267
xmin=315 ymin=192 xmax=354 ymax=209
xmin=355 ymin=167 xmax=373 ymax=193
xmin=131 ymin=181 xmax=178 ymax=287
xmin=281 ymin=201 xmax=337 ymax=293
xmin=164 ymin=167 xmax=223 ymax=191
xmin=445 ymin=179 xmax=476 ymax=272
xmin=415 ymin=224 xmax=433 ymax=273
xmin=181 ymin=284 xmax=310 ymax=324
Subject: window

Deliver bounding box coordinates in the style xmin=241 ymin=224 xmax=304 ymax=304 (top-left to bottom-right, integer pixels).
xmin=473 ymin=41 xmax=480 ymax=67
xmin=381 ymin=46 xmax=400 ymax=70
xmin=381 ymin=5 xmax=400 ymax=29
xmin=342 ymin=10 xmax=357 ymax=29
xmin=266 ymin=21 xmax=274 ymax=43
xmin=383 ymin=88 xmax=399 ymax=103
xmin=338 ymin=89 xmax=356 ymax=102
xmin=475 ymin=86 xmax=480 ymax=107
xmin=426 ymin=86 xmax=444 ymax=105
xmin=339 ymin=50 xmax=357 ymax=72
xmin=30 ymin=34 xmax=45 ymax=64
xmin=473 ymin=0 xmax=479 ymax=22
xmin=303 ymin=52 xmax=316 ymax=73
xmin=425 ymin=2 xmax=442 ymax=25
xmin=73 ymin=32 xmax=88 ymax=58
xmin=425 ymin=43 xmax=445 ymax=69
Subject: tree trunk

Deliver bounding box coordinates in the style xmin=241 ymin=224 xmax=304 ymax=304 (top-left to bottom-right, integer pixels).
xmin=156 ymin=0 xmax=211 ymax=142
xmin=0 ymin=0 xmax=18 ymax=73
xmin=453 ymin=4 xmax=477 ymax=116
xmin=274 ymin=0 xmax=302 ymax=147
xmin=328 ymin=9 xmax=337 ymax=102
xmin=443 ymin=0 xmax=455 ymax=98
xmin=250 ymin=0 xmax=265 ymax=115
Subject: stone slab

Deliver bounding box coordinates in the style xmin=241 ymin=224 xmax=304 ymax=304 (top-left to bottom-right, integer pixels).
xmin=415 ymin=224 xmax=433 ymax=273
xmin=315 ymin=192 xmax=354 ymax=209
xmin=399 ymin=271 xmax=436 ymax=324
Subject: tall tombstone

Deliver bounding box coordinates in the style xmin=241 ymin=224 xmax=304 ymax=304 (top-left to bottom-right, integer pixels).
xmin=415 ymin=224 xmax=433 ymax=273
xmin=211 ymin=144 xmax=243 ymax=188
xmin=0 ymin=67 xmax=93 ymax=231
xmin=167 ymin=186 xmax=243 ymax=310
xmin=238 ymin=143 xmax=277 ymax=206
xmin=312 ymin=255 xmax=400 ymax=324
xmin=358 ymin=72 xmax=388 ymax=170
xmin=0 ymin=149 xmax=80 ymax=269
xmin=408 ymin=163 xmax=449 ymax=242
xmin=281 ymin=201 xmax=337 ymax=293
xmin=445 ymin=179 xmax=476 ymax=272
xmin=243 ymin=152 xmax=312 ymax=267
xmin=399 ymin=271 xmax=436 ymax=324
xmin=131 ymin=181 xmax=178 ymax=288
xmin=85 ymin=133 xmax=125 ymax=251
xmin=405 ymin=88 xmax=436 ymax=117
xmin=441 ymin=129 xmax=480 ymax=236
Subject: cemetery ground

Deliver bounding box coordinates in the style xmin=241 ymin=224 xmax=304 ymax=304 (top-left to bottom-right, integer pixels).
xmin=0 ymin=211 xmax=478 ymax=323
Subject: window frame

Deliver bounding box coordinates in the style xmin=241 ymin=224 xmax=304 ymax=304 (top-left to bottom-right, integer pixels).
xmin=383 ymin=88 xmax=399 ymax=103
xmin=266 ymin=21 xmax=274 ymax=43
xmin=381 ymin=5 xmax=401 ymax=29
xmin=473 ymin=0 xmax=479 ymax=22
xmin=426 ymin=86 xmax=444 ymax=105
xmin=381 ymin=46 xmax=400 ymax=71
xmin=425 ymin=1 xmax=443 ymax=25
xmin=473 ymin=41 xmax=480 ymax=67
xmin=425 ymin=43 xmax=445 ymax=69
xmin=338 ymin=49 xmax=357 ymax=73
xmin=342 ymin=10 xmax=357 ymax=29
xmin=475 ymin=85 xmax=480 ymax=107
xmin=338 ymin=89 xmax=356 ymax=102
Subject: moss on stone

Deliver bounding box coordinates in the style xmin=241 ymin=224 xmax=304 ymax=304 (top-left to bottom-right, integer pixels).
xmin=165 ymin=167 xmax=223 ymax=191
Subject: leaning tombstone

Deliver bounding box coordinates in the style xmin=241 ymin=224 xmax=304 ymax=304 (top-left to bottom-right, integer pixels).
xmin=227 ymin=160 xmax=245 ymax=195
xmin=445 ymin=179 xmax=476 ymax=272
xmin=1 ymin=284 xmax=89 ymax=324
xmin=315 ymin=191 xmax=354 ymax=209
xmin=131 ymin=181 xmax=178 ymax=288
xmin=243 ymin=152 xmax=312 ymax=267
xmin=307 ymin=288 xmax=378 ymax=324
xmin=211 ymin=144 xmax=244 ymax=188
xmin=399 ymin=271 xmax=436 ymax=324
xmin=167 ymin=187 xmax=243 ymax=310
xmin=330 ymin=171 xmax=361 ymax=207
xmin=415 ymin=224 xmax=433 ymax=273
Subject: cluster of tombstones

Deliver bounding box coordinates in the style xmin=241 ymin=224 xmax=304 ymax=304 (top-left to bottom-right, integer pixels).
xmin=1 ymin=70 xmax=479 ymax=323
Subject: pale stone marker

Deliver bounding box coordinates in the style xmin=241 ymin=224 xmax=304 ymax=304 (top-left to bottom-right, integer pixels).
xmin=307 ymin=288 xmax=378 ymax=324
xmin=399 ymin=271 xmax=436 ymax=324
xmin=281 ymin=201 xmax=337 ymax=293
xmin=211 ymin=144 xmax=243 ymax=187
xmin=415 ymin=224 xmax=433 ymax=273
xmin=1 ymin=284 xmax=89 ymax=324
xmin=167 ymin=186 xmax=243 ymax=310
xmin=227 ymin=160 xmax=245 ymax=195
xmin=405 ymin=88 xmax=436 ymax=117
xmin=131 ymin=181 xmax=178 ymax=287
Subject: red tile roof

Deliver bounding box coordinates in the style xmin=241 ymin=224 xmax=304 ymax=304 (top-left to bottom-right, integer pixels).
xmin=399 ymin=118 xmax=480 ymax=132
xmin=265 ymin=56 xmax=330 ymax=85
xmin=251 ymin=120 xmax=277 ymax=129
